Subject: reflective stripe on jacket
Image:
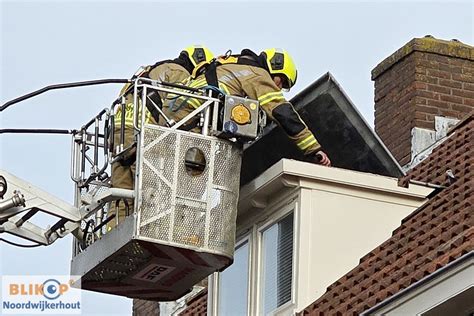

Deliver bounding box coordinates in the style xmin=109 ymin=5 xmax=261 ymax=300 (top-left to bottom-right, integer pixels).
xmin=166 ymin=63 xmax=321 ymax=155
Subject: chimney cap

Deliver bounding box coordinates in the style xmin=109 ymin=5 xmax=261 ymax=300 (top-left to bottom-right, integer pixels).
xmin=372 ymin=36 xmax=474 ymax=80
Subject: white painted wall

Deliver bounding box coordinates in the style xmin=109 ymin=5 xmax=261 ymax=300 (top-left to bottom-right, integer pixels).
xmin=213 ymin=160 xmax=434 ymax=315
xmin=295 ymin=183 xmax=426 ymax=313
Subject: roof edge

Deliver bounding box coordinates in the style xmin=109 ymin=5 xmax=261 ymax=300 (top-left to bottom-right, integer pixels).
xmin=361 ymin=251 xmax=474 ymax=315
xmin=293 ymin=72 xmax=404 ymax=177
xmin=238 ymin=159 xmax=433 ymax=213
xmin=447 ymin=111 xmax=474 ymax=136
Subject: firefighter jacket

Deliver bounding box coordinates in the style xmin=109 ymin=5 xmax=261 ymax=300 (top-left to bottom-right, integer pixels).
xmin=167 ymin=56 xmax=322 ymax=156
xmin=116 ymin=60 xmax=192 ymax=128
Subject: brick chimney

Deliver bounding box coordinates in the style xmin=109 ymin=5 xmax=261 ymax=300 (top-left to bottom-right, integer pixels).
xmin=372 ymin=36 xmax=474 ymax=166
xmin=132 ymin=299 xmax=159 ymax=316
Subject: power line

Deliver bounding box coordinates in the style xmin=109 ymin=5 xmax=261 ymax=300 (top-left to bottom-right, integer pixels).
xmin=0 ymin=238 xmax=42 ymax=248
xmin=1 ymin=78 xmax=130 ymax=112
xmin=0 ymin=129 xmax=75 ymax=135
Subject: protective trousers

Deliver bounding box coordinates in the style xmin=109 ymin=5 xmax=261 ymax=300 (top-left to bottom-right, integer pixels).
xmin=107 ymin=127 xmax=135 ymax=230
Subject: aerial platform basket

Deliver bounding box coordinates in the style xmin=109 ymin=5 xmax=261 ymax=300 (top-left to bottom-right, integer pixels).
xmin=1 ymin=76 xmax=263 ymax=301
xmin=71 ymin=125 xmax=242 ymax=301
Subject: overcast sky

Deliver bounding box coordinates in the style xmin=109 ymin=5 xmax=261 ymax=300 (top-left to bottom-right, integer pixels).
xmin=1 ymin=1 xmax=472 ymax=315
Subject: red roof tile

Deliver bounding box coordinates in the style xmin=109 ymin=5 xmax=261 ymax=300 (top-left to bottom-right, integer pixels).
xmin=299 ymin=113 xmax=474 ymax=315
xmin=178 ymin=288 xmax=207 ymax=316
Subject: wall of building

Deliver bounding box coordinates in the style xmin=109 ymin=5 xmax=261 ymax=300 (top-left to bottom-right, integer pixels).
xmin=229 ymin=160 xmax=434 ymax=315
xmin=372 ymin=36 xmax=474 ymax=166
xmin=293 ymin=168 xmax=432 ymax=313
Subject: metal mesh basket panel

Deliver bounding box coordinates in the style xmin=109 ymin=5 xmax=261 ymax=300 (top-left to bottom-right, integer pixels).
xmin=173 ymin=203 xmax=206 ymax=248
xmin=208 ymin=190 xmax=238 ymax=251
xmin=213 ymin=141 xmax=241 ymax=187
xmin=138 ymin=125 xmax=241 ymax=257
xmin=139 ymin=163 xmax=172 ymax=240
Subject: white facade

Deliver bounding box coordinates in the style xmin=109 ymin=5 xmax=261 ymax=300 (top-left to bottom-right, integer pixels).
xmin=208 ymin=159 xmax=434 ymax=315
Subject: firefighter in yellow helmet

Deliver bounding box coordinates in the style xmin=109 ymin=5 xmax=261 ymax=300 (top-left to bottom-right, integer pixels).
xmin=109 ymin=45 xmax=214 ymax=230
xmin=167 ymin=48 xmax=331 ymax=166
xmin=116 ymin=45 xmax=214 ymax=126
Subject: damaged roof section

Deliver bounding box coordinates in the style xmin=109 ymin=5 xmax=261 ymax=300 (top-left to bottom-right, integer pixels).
xmin=241 ymin=72 xmax=403 ymax=186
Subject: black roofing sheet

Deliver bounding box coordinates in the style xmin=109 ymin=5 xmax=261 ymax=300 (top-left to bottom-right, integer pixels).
xmin=240 ymin=72 xmax=403 ymax=186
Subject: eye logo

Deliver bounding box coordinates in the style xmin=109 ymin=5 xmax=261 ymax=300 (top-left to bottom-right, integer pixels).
xmin=42 ymin=279 xmax=67 ymax=300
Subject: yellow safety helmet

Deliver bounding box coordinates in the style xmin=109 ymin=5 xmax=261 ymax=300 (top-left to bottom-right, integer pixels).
xmin=182 ymin=45 xmax=214 ymax=68
xmin=261 ymin=48 xmax=297 ymax=90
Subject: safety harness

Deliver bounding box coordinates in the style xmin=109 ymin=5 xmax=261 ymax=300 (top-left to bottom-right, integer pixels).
xmin=197 ymin=49 xmax=268 ymax=94
xmin=164 ymin=49 xmax=269 ymax=131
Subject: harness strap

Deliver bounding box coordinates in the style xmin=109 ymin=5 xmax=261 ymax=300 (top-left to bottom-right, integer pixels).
xmin=204 ymin=61 xmax=219 ymax=97
xmin=200 ymin=49 xmax=268 ymax=93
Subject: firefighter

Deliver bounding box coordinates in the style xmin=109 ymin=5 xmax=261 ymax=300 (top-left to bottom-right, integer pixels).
xmin=167 ymin=48 xmax=331 ymax=166
xmin=108 ymin=45 xmax=214 ymax=230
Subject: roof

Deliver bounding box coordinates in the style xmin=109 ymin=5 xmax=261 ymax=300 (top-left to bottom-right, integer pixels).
xmin=299 ymin=112 xmax=474 ymax=315
xmin=241 ymin=72 xmax=403 ymax=186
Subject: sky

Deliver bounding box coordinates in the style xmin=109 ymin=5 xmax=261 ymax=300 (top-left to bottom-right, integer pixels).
xmin=0 ymin=0 xmax=472 ymax=315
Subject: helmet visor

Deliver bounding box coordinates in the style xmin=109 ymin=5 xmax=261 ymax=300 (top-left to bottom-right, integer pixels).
xmin=281 ymin=76 xmax=291 ymax=91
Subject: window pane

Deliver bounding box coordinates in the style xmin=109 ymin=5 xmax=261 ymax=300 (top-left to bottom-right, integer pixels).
xmin=261 ymin=212 xmax=294 ymax=314
xmin=218 ymin=241 xmax=249 ymax=315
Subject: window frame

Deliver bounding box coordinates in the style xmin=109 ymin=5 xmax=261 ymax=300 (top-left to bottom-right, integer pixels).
xmin=209 ymin=194 xmax=299 ymax=316
xmin=255 ymin=201 xmax=297 ymax=315
xmin=219 ymin=236 xmax=252 ymax=316
xmin=208 ymin=234 xmax=252 ymax=316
